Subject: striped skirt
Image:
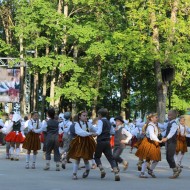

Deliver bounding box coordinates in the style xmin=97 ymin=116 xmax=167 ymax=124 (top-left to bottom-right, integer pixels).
xmin=135 ymin=137 xmax=161 ymax=161
xmin=23 ymin=131 xmax=41 ymax=151
xmin=67 ymin=136 xmax=96 ymax=160
xmin=176 ymin=135 xmax=188 ymax=153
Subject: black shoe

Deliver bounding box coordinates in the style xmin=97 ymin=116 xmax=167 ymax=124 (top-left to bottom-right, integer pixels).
xmin=101 ymin=170 xmax=106 ymax=178
xmin=62 ymin=163 xmax=66 ymax=169
xmin=148 ymin=170 xmax=156 ymax=178
xmin=82 ymin=170 xmax=90 ymax=178
xmin=115 ymin=174 xmax=120 ymax=181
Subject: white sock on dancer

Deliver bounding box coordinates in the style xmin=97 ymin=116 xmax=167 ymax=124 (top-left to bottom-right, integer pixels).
xmin=141 ymin=161 xmax=147 ymax=173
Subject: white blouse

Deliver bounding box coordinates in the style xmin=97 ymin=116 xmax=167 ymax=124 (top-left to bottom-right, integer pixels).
xmin=146 ymin=122 xmax=160 ymax=142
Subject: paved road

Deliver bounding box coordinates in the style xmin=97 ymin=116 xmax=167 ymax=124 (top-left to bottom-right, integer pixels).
xmin=0 ymin=145 xmax=190 ymax=190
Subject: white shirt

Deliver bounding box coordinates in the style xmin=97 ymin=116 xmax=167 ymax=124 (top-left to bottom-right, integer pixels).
xmin=74 ymin=121 xmax=91 ymax=137
xmin=1 ymin=120 xmax=13 ymax=134
xmin=178 ymin=124 xmax=190 ymax=136
xmin=166 ymin=119 xmax=178 ymax=140
xmin=27 ymin=119 xmax=42 ymax=132
xmin=146 ymin=122 xmax=160 ymax=142
xmin=131 ymin=126 xmax=142 ymax=137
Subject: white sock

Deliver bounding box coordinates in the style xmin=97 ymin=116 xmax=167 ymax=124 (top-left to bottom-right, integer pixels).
xmin=174 ymin=154 xmax=177 ymax=163
xmin=26 ymin=154 xmax=30 ymax=162
xmin=16 ymin=148 xmax=20 ymax=157
xmin=141 ymin=161 xmax=147 ymax=173
xmin=91 ymin=159 xmax=96 ymax=165
xmin=10 ymin=147 xmax=14 ymax=156
xmin=73 ymin=160 xmax=80 ymax=174
xmin=179 ymin=153 xmax=184 ymax=164
xmin=176 ymin=153 xmax=180 ymax=165
xmin=33 ymin=155 xmax=37 ymax=163
xmin=84 ymin=160 xmax=90 ymax=170
xmin=59 ymin=147 xmax=64 ymax=155
xmin=150 ymin=161 xmax=158 ymax=171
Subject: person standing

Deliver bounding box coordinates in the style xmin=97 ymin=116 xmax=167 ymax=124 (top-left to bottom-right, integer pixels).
xmin=34 ymin=108 xmax=61 ymax=171
xmin=22 ymin=111 xmax=42 ymax=169
xmin=162 ymin=110 xmax=182 ymax=179
xmin=113 ymin=116 xmax=132 ymax=171
xmin=94 ymin=108 xmax=120 ymax=181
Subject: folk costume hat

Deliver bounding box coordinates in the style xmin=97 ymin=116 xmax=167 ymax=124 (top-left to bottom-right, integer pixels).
xmin=114 ymin=116 xmax=124 ymax=123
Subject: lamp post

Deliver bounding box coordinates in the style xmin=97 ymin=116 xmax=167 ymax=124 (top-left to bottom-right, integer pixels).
xmin=161 ymin=67 xmax=175 ymax=110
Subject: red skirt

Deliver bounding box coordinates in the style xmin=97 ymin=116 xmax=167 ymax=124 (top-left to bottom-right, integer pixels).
xmin=5 ymin=131 xmax=25 ymax=143
xmin=58 ymin=133 xmax=63 ymax=143
xmin=110 ymin=135 xmax=114 ymax=148
xmin=135 ymin=137 xmax=161 ymax=161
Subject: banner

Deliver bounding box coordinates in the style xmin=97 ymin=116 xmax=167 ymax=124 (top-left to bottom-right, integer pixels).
xmin=0 ymin=67 xmax=20 ymax=103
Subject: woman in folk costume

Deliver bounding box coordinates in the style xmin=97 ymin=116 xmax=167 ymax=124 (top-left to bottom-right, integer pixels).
xmin=175 ymin=116 xmax=190 ymax=168
xmin=67 ymin=110 xmax=96 ymax=180
xmin=135 ymin=113 xmax=162 ymax=178
xmin=4 ymin=113 xmax=25 ymax=160
xmin=22 ymin=111 xmax=42 ymax=169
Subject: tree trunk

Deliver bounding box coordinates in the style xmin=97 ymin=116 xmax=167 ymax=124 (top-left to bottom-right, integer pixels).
xmin=19 ymin=35 xmax=25 ymax=116
xmin=120 ymin=70 xmax=130 ymax=120
xmin=149 ymin=0 xmax=166 ymax=123
xmin=71 ymin=45 xmax=78 ymax=116
xmin=91 ymin=58 xmax=102 ymax=119
xmin=33 ymin=47 xmax=39 ymax=111
xmin=41 ymin=45 xmax=49 ymax=120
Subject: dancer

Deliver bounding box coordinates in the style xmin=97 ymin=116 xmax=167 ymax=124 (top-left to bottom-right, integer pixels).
xmin=113 ymin=116 xmax=132 ymax=171
xmin=175 ymin=116 xmax=190 ymax=168
xmin=22 ymin=111 xmax=41 ymax=169
xmin=135 ymin=113 xmax=162 ymax=178
xmin=162 ymin=110 xmax=182 ymax=179
xmin=34 ymin=108 xmax=61 ymax=171
xmin=4 ymin=113 xmax=24 ymax=160
xmin=67 ymin=110 xmax=96 ymax=180
xmin=94 ymin=108 xmax=120 ymax=181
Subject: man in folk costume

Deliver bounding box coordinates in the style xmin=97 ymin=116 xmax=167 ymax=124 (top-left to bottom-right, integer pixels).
xmin=113 ymin=116 xmax=132 ymax=171
xmin=175 ymin=116 xmax=190 ymax=168
xmin=94 ymin=108 xmax=120 ymax=181
xmin=34 ymin=108 xmax=61 ymax=171
xmin=162 ymin=110 xmax=182 ymax=179
xmin=67 ymin=110 xmax=96 ymax=180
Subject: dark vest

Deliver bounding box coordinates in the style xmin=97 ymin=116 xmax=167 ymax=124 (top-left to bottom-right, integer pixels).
xmin=165 ymin=121 xmax=177 ymax=143
xmin=97 ymin=119 xmax=111 ymax=142
xmin=69 ymin=123 xmax=76 ymax=139
xmin=47 ymin=119 xmax=59 ymax=135
xmin=114 ymin=127 xmax=127 ymax=147
xmin=12 ymin=121 xmax=21 ymax=131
